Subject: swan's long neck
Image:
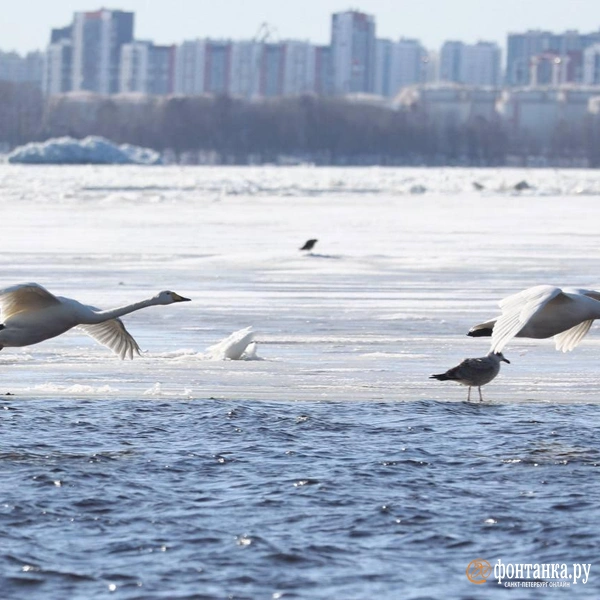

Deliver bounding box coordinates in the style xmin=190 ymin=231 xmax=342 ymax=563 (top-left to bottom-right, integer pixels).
xmin=83 ymin=297 xmax=160 ymax=324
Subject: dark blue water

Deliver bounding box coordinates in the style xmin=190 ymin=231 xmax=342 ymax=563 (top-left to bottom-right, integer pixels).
xmin=1 ymin=397 xmax=599 ymax=599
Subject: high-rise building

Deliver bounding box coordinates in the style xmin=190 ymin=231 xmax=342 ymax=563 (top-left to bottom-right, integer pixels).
xmin=50 ymin=25 xmax=72 ymax=44
xmin=375 ymin=39 xmax=428 ymax=97
xmin=43 ymin=41 xmax=73 ymax=95
xmin=583 ymin=43 xmax=600 ymax=85
xmin=422 ymin=51 xmax=439 ymax=84
xmin=374 ymin=39 xmax=393 ymax=97
xmin=440 ymin=41 xmax=463 ymax=83
xmin=229 ymin=41 xmax=263 ymax=98
xmin=0 ymin=50 xmax=43 ymax=86
xmin=120 ymin=41 xmax=148 ymax=93
xmin=261 ymin=43 xmax=284 ymax=97
xmin=149 ymin=45 xmax=175 ymax=95
xmin=505 ymin=31 xmax=556 ymax=86
xmin=460 ymin=42 xmax=501 ymax=86
xmin=331 ymin=10 xmax=376 ymax=95
xmin=174 ymin=39 xmax=232 ymax=95
xmin=120 ymin=41 xmax=174 ymax=95
xmin=440 ymin=41 xmax=500 ymax=86
xmin=204 ymin=41 xmax=231 ymax=94
xmin=281 ymin=41 xmax=316 ymax=96
xmin=72 ymin=9 xmax=134 ymax=94
xmin=43 ymin=22 xmax=74 ymax=95
xmin=505 ymin=29 xmax=600 ymax=86
xmin=174 ymin=40 xmax=206 ymax=95
xmin=314 ymin=45 xmax=333 ymax=96
xmin=389 ymin=39 xmax=428 ymax=94
xmin=174 ymin=38 xmax=326 ymax=98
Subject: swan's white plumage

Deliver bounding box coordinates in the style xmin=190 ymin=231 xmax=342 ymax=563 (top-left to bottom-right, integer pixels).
xmin=204 ymin=327 xmax=256 ymax=360
xmin=0 ymin=283 xmax=189 ymax=359
xmin=0 ymin=283 xmax=61 ymax=319
xmin=487 ymin=285 xmax=600 ymax=353
xmin=78 ymin=321 xmax=141 ymax=360
xmin=553 ymin=319 xmax=594 ymax=352
xmin=491 ymin=285 xmax=561 ymax=352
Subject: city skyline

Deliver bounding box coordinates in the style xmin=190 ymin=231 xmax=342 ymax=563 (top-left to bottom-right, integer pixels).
xmin=36 ymin=9 xmax=506 ymax=99
xmin=6 ymin=7 xmax=600 ymax=99
xmin=2 ymin=0 xmax=600 ymax=55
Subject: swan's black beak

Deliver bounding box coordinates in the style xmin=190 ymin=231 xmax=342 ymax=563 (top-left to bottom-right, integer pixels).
xmin=173 ymin=293 xmax=191 ymax=302
xmin=502 ymin=357 xmax=510 ymax=364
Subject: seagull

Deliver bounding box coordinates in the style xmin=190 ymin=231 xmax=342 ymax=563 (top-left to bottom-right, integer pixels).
xmin=0 ymin=283 xmax=190 ymax=359
xmin=430 ymin=352 xmax=510 ymax=401
xmin=300 ymin=239 xmax=318 ymax=251
xmin=468 ymin=285 xmax=600 ymax=353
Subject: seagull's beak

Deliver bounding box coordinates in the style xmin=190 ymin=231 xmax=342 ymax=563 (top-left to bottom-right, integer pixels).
xmin=502 ymin=357 xmax=510 ymax=364
xmin=172 ymin=293 xmax=191 ymax=302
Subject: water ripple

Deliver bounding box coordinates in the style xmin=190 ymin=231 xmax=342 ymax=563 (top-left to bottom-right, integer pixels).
xmin=2 ymin=399 xmax=599 ymax=599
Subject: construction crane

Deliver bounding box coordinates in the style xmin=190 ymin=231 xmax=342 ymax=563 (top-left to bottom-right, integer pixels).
xmin=249 ymin=23 xmax=279 ymax=99
xmin=253 ymin=22 xmax=278 ymax=44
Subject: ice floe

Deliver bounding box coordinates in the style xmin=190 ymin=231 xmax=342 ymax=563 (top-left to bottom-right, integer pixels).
xmin=8 ymin=136 xmax=162 ymax=165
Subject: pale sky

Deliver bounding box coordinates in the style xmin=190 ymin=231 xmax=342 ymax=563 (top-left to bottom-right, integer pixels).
xmin=3 ymin=0 xmax=600 ymax=54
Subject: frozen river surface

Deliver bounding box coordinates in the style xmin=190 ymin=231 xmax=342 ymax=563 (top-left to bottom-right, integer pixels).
xmin=1 ymin=165 xmax=599 ymax=599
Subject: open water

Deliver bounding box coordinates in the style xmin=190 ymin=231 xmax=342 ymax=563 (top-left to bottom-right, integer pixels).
xmin=0 ymin=165 xmax=599 ymax=599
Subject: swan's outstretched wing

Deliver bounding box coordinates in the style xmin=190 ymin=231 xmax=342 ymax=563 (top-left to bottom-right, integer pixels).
xmin=77 ymin=319 xmax=141 ymax=360
xmin=491 ymin=285 xmax=563 ymax=352
xmin=553 ymin=288 xmax=600 ymax=351
xmin=553 ymin=320 xmax=594 ymax=352
xmin=569 ymin=288 xmax=600 ymax=302
xmin=0 ymin=283 xmax=61 ymax=320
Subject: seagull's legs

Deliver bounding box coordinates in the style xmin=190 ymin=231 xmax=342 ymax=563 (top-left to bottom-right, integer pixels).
xmin=478 ymin=387 xmax=483 ymax=402
xmin=467 ymin=386 xmax=471 ymax=402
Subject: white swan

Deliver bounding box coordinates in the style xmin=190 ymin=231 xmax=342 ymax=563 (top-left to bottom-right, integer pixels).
xmin=204 ymin=326 xmax=257 ymax=360
xmin=0 ymin=283 xmax=190 ymax=359
xmin=468 ymin=285 xmax=600 ymax=353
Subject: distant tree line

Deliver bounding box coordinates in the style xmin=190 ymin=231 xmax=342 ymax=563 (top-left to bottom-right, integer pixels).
xmin=0 ymin=81 xmax=44 ymax=147
xmin=1 ymin=81 xmax=600 ymax=166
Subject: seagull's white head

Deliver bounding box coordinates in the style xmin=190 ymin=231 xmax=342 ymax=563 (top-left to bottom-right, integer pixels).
xmin=154 ymin=290 xmax=191 ymax=305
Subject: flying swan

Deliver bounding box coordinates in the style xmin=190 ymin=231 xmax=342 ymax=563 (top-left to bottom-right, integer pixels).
xmin=468 ymin=285 xmax=600 ymax=353
xmin=0 ymin=283 xmax=190 ymax=359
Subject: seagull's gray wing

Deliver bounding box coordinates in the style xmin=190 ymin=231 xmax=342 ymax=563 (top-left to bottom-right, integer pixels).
xmin=445 ymin=357 xmax=490 ymax=381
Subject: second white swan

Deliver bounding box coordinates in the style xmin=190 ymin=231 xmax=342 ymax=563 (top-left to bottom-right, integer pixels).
xmin=0 ymin=283 xmax=190 ymax=359
xmin=468 ymin=284 xmax=600 ymax=353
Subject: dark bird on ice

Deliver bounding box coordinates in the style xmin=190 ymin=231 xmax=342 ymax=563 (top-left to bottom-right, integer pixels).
xmin=300 ymin=239 xmax=318 ymax=251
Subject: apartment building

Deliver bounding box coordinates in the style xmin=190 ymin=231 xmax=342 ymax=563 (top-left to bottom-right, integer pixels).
xmin=331 ymin=10 xmax=376 ymax=94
